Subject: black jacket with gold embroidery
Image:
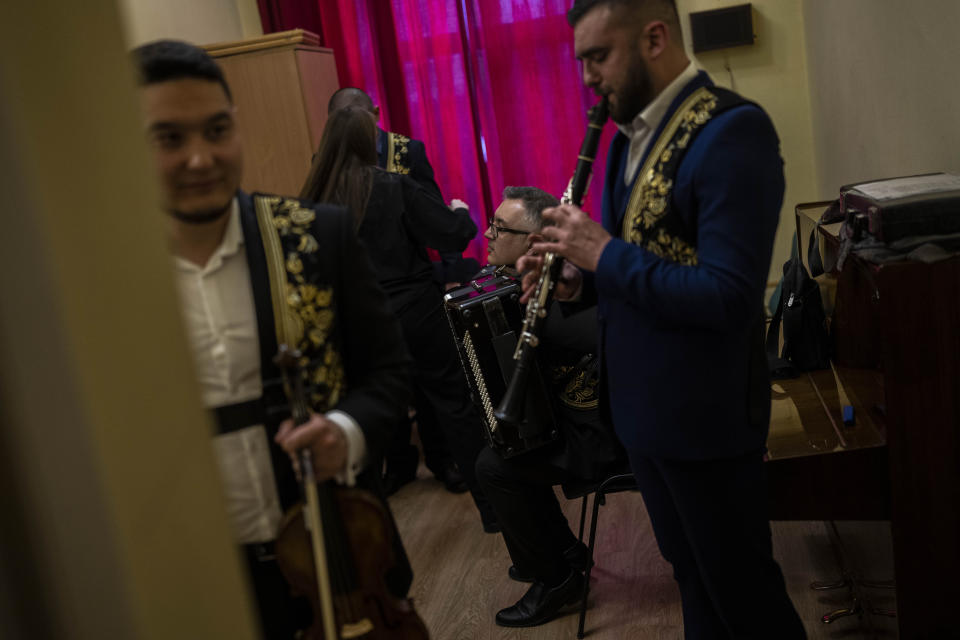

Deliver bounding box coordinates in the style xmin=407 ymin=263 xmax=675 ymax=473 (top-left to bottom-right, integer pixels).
xmin=376 ymin=128 xmax=442 ymax=201
xmin=360 ymin=170 xmax=475 ymax=316
xmin=236 ymin=190 xmax=413 ymax=595
xmin=540 ymin=299 xmax=626 ymax=480
xmin=377 ymin=128 xmax=480 ymax=284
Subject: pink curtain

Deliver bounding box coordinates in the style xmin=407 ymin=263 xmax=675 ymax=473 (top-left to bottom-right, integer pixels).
xmin=258 ymin=0 xmax=617 ymax=263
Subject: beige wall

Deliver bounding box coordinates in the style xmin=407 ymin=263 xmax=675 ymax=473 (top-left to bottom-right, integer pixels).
xmin=803 ymin=0 xmax=960 ymax=197
xmin=118 ymin=0 xmax=263 ymax=47
xmin=678 ymin=0 xmax=819 ymax=281
xmin=0 ymin=0 xmax=257 ymax=637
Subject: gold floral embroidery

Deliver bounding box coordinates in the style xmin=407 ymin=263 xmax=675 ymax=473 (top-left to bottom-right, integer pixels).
xmin=387 ymin=132 xmax=412 ymax=175
xmin=286 ymin=283 xmax=301 ymax=307
xmin=622 ymin=88 xmax=722 ymax=264
xmin=314 ymin=288 xmax=332 ymax=307
xmin=550 ymin=365 xmax=600 ymax=409
xmin=297 ymin=234 xmax=318 ymax=254
xmin=286 ymin=254 xmax=303 ymax=275
xmin=646 ymin=229 xmax=698 ymax=266
xmin=262 ymin=197 xmax=347 ymax=413
xmin=289 ymin=206 xmax=316 ymax=226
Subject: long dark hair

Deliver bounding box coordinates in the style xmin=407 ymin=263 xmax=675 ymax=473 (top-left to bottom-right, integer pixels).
xmin=300 ymin=106 xmax=378 ymax=226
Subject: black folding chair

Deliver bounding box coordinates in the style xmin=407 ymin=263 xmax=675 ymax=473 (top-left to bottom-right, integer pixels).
xmin=562 ymin=468 xmax=639 ymax=638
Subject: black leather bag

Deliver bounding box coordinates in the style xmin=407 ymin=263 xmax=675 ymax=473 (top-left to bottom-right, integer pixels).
xmin=766 ymin=226 xmax=831 ymax=378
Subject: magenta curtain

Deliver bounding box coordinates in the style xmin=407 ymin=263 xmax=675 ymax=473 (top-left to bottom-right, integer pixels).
xmin=257 ymin=0 xmax=616 ymax=263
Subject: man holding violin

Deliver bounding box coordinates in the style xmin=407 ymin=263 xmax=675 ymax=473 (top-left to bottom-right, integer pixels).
xmin=134 ymin=40 xmax=416 ymax=639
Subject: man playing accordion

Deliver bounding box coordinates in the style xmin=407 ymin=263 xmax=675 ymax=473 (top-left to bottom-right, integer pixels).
xmin=470 ymin=187 xmax=625 ymax=628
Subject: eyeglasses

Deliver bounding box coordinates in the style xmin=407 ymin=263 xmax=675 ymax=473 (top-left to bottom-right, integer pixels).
xmin=489 ymin=223 xmax=531 ymax=240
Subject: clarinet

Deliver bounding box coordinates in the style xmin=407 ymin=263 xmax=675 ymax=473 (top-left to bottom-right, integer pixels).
xmin=494 ymin=98 xmax=608 ymax=427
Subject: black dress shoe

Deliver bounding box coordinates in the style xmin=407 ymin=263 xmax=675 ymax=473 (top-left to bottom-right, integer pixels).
xmin=495 ymin=570 xmax=584 ymax=627
xmin=482 ymin=518 xmax=502 ymax=534
xmin=382 ymin=469 xmax=416 ymax=496
xmin=508 ymin=541 xmax=590 ymax=582
xmin=433 ymin=460 xmax=468 ymax=493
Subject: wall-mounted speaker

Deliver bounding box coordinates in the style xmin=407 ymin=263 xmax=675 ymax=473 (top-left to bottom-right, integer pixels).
xmin=689 ymin=3 xmax=755 ymax=53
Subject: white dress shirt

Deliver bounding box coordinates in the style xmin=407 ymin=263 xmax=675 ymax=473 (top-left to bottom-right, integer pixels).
xmin=620 ymin=61 xmax=700 ymax=185
xmin=173 ymin=200 xmax=366 ymax=544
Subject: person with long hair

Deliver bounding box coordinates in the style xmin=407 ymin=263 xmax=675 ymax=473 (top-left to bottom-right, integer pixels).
xmin=301 ymin=106 xmax=500 ymax=532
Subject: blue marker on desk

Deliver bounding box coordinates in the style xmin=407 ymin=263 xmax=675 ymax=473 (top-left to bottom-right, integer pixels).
xmin=842 ymin=405 xmax=855 ymax=426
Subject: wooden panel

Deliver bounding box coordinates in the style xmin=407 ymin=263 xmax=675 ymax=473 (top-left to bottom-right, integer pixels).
xmin=215 ymin=49 xmax=313 ymax=196
xmin=876 ymin=256 xmax=960 ymax=638
xmin=832 ymin=255 xmax=882 ymax=369
xmin=783 ymin=247 xmax=960 ymax=637
xmin=295 ymin=48 xmax=340 ymax=153
xmin=205 ymin=28 xmax=323 ymax=57
xmin=0 ymin=0 xmax=258 ymax=636
xmin=766 ymin=367 xmax=889 ymax=521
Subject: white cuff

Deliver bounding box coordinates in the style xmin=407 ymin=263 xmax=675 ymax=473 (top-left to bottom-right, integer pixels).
xmin=326 ymin=410 xmax=367 ymax=486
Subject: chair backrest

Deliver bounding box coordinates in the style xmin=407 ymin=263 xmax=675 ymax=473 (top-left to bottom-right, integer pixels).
xmin=560 ymin=465 xmax=636 ymax=501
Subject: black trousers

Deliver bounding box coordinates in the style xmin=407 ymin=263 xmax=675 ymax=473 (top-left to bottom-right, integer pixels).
xmin=475 ymin=446 xmax=582 ymax=584
xmin=385 ymin=385 xmax=452 ymax=474
xmin=392 ymin=290 xmax=495 ymax=525
xmin=628 ymin=450 xmax=806 ymax=639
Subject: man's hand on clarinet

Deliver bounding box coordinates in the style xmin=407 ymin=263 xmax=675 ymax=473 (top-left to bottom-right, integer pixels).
xmin=534 ymin=203 xmax=612 ymax=272
xmin=516 ymin=203 xmax=609 ymax=303
xmin=275 ymin=414 xmax=348 ymax=482
xmin=517 ymin=234 xmax=584 ymax=304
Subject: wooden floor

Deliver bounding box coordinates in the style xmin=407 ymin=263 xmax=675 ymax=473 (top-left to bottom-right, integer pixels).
xmin=389 ymin=468 xmax=898 ymax=639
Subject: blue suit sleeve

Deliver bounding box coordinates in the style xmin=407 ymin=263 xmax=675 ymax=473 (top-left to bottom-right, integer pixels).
xmin=594 ymin=106 xmax=784 ymax=331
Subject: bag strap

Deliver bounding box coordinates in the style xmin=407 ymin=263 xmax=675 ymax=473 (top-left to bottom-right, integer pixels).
xmin=766 ymin=266 xmax=799 ymax=379
xmin=808 ymin=224 xmax=825 ymax=278
xmin=765 ymin=285 xmax=785 ymax=360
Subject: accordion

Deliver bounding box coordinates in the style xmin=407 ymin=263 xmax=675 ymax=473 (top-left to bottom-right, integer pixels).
xmin=444 ymin=268 xmax=557 ymax=458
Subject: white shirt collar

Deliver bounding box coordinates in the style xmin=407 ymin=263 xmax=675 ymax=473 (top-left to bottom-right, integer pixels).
xmin=618 ymin=61 xmax=699 ymax=139
xmin=173 ymin=198 xmax=242 ymax=274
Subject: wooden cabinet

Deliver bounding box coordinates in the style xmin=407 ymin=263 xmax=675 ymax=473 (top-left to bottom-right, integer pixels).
xmin=766 ymin=204 xmax=960 ymax=636
xmin=205 ymin=30 xmax=339 ymax=197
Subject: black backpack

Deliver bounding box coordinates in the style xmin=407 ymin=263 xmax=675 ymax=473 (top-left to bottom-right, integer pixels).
xmin=766 ymin=226 xmax=831 ymax=378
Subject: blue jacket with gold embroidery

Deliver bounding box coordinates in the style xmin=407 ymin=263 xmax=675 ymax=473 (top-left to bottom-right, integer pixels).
xmin=595 ymin=71 xmax=783 ymax=460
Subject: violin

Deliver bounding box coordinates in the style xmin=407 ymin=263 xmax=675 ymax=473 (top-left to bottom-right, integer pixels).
xmin=273 ymin=345 xmax=430 ymax=639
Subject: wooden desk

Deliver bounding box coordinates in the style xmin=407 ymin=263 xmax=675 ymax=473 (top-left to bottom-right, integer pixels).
xmin=766 ymin=211 xmax=960 ymax=637
xmin=766 ymin=366 xmax=889 ymax=521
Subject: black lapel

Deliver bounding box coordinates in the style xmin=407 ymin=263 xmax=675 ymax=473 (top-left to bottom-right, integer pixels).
xmin=237 ymin=191 xmax=281 ymax=398
xmin=376 ymin=128 xmax=388 ymax=169
xmin=603 ymin=132 xmax=629 ymax=233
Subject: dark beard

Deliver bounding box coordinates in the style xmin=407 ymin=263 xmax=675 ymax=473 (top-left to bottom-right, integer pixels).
xmin=609 ymin=54 xmax=655 ymax=125
xmin=168 ymin=201 xmax=232 ymax=225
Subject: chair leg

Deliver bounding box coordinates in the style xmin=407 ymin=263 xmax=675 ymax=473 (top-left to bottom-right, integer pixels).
xmin=577 ymin=495 xmax=588 ymax=542
xmin=577 ymin=490 xmax=604 ymax=639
